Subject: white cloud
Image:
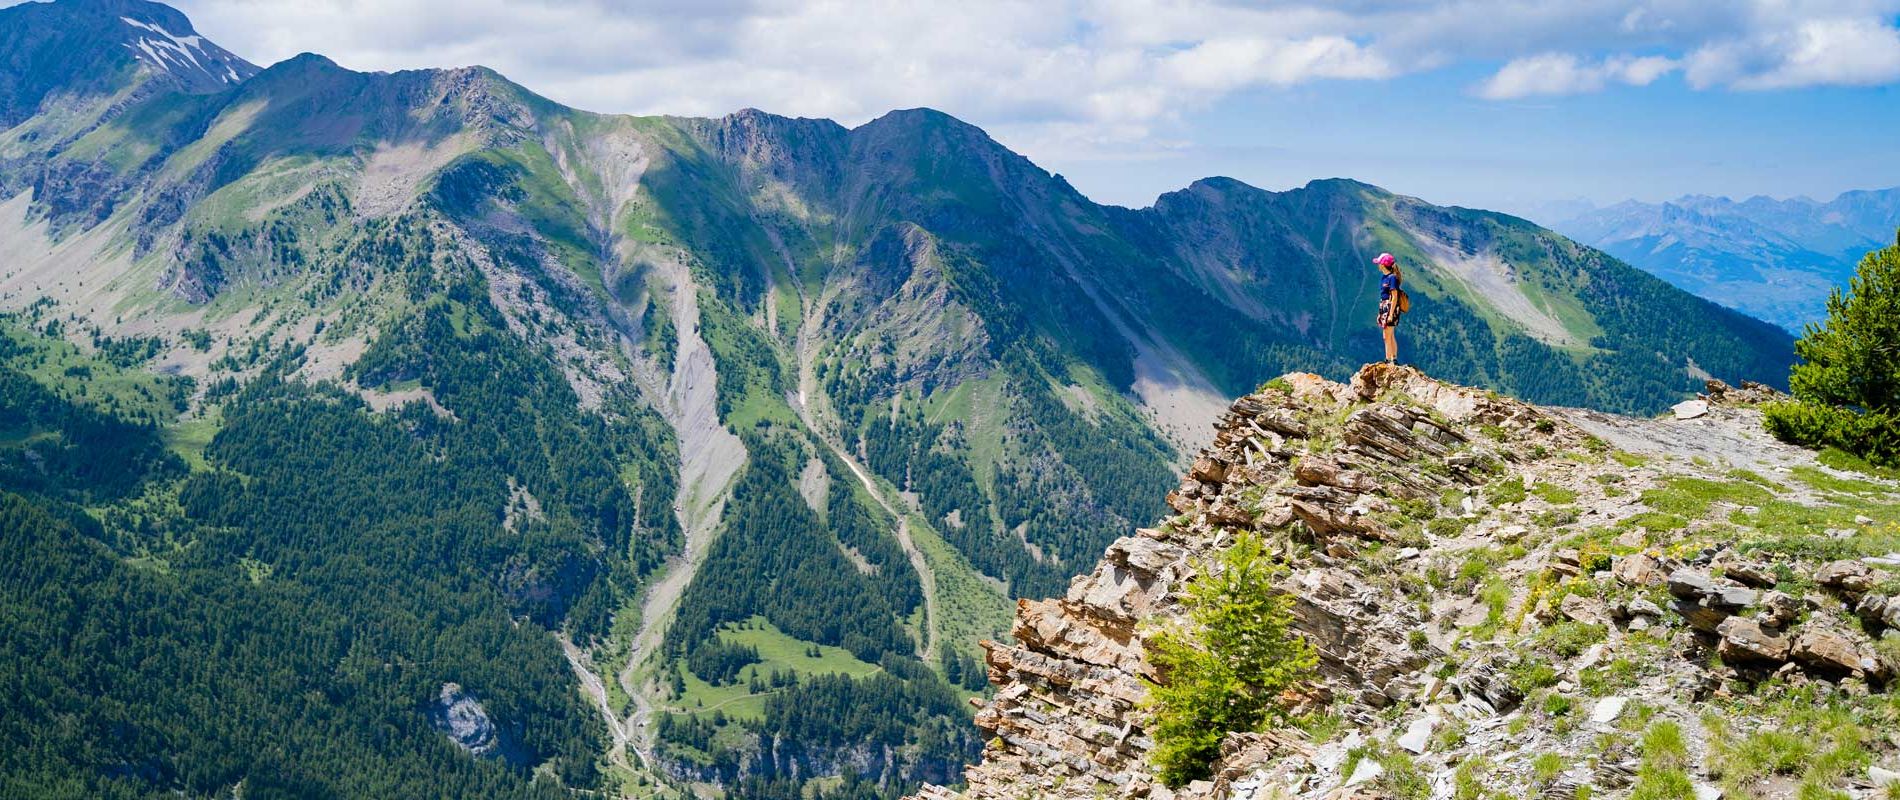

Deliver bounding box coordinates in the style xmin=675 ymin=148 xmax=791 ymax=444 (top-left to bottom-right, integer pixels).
xmin=1476 ymin=53 xmax=1678 ymax=99
xmin=1686 ymin=16 xmax=1900 ymax=89
xmin=148 ymin=0 xmax=1900 ymax=157
xmin=1162 ymin=35 xmax=1395 ymax=92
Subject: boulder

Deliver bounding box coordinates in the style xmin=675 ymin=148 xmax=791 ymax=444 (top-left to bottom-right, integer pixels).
xmin=1667 ymin=569 xmax=1719 ymax=600
xmin=1857 ymin=594 xmax=1900 ymax=630
xmin=1716 ymin=617 xmax=1792 ymax=663
xmin=1189 ymin=456 xmax=1228 ymax=484
xmin=1709 ymin=585 xmax=1758 ymax=610
xmin=1757 ymin=591 xmax=1801 ymax=629
xmin=1206 ymin=499 xmax=1255 ymax=527
xmin=1672 ymin=400 xmax=1709 ymax=420
xmin=1590 ymin=696 xmax=1629 ymax=724
xmin=1721 ymin=561 xmax=1778 ymax=588
xmin=1289 ymin=498 xmax=1388 ymax=541
xmin=1667 ymin=569 xmax=1754 ymax=608
xmin=1548 ymin=549 xmax=1584 ymax=578
xmin=1396 ymin=716 xmax=1436 ymax=754
xmin=1344 ymin=759 xmax=1384 ymax=787
xmin=1792 ymin=628 xmax=1882 ymax=677
xmin=1293 ymin=456 xmax=1377 ymax=493
xmin=1816 ymin=560 xmax=1875 ymax=594
xmin=1672 ymin=598 xmax=1729 ymax=633
xmin=1870 ymin=766 xmax=1900 ymax=789
xmin=1560 ymin=594 xmax=1611 ymax=627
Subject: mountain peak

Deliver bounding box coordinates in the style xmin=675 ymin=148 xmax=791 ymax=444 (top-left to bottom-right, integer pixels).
xmin=0 ymin=0 xmax=256 ymax=127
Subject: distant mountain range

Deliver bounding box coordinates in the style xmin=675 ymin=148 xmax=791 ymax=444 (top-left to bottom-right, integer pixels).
xmin=1549 ymin=188 xmax=1900 ymax=332
xmin=0 ymin=1 xmax=1796 ymax=799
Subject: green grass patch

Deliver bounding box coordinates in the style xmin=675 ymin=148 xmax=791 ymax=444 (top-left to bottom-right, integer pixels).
xmin=1612 ymin=451 xmax=1651 ymax=468
xmin=1626 ymin=512 xmax=1690 ymax=533
xmin=1489 ymin=476 xmax=1528 ymax=506
xmin=1706 ymin=696 xmax=1873 ymax=800
xmin=1 ymin=319 xmax=190 ymax=426
xmin=1790 ymin=466 xmax=1890 ymax=497
xmin=1817 ymin=447 xmax=1900 ymax=481
xmin=665 ymin=616 xmax=881 ymax=723
xmin=1532 ymin=482 xmax=1578 ymax=505
xmin=904 ymin=513 xmax=1013 ymax=678
xmin=1641 ymin=477 xmax=1773 ymax=520
xmin=1631 ymin=720 xmax=1692 ymax=800
xmin=1737 ymin=496 xmax=1900 ymax=558
xmin=162 ymin=411 xmax=224 ymax=472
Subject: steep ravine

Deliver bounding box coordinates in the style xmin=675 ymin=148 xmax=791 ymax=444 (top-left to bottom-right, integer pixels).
xmin=621 ymin=255 xmax=748 ymax=769
xmin=917 ymin=365 xmax=1900 ymax=800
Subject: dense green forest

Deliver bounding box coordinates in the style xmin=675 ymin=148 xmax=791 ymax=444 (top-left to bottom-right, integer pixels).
xmin=0 ymin=212 xmax=681 ymax=798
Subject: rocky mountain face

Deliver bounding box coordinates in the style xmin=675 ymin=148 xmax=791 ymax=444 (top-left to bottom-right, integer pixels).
xmin=0 ymin=1 xmax=1810 ymax=797
xmin=921 ymin=365 xmax=1900 ymax=800
xmin=0 ymin=0 xmax=255 ymax=128
xmin=1555 ymin=189 xmax=1900 ymax=332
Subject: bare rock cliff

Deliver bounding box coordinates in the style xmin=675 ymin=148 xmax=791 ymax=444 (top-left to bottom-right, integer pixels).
xmin=917 ymin=364 xmax=1900 ymax=800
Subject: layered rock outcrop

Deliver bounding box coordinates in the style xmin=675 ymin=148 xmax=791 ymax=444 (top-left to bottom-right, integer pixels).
xmin=916 ymin=365 xmax=1900 ymax=800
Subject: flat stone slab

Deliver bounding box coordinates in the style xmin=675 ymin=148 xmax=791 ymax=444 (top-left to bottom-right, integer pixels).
xmin=1397 ymin=716 xmax=1436 ymax=754
xmin=1345 ymin=759 xmax=1384 ymax=787
xmin=1590 ymin=696 xmax=1628 ymax=724
xmin=1673 ymin=400 xmax=1710 ymax=420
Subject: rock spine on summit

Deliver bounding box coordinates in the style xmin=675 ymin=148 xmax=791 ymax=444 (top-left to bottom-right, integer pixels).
xmin=917 ymin=365 xmax=1900 ymax=800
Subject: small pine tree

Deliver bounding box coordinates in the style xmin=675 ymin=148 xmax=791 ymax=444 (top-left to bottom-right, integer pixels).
xmin=1144 ymin=532 xmax=1316 ymax=786
xmin=1765 ymin=232 xmax=1900 ymax=465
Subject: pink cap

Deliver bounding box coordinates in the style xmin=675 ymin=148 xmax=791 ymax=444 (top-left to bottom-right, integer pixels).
xmin=1374 ymin=252 xmax=1396 ymax=267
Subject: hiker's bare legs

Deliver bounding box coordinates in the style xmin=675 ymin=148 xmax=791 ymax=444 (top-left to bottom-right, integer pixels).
xmin=1383 ymin=326 xmax=1398 ymax=363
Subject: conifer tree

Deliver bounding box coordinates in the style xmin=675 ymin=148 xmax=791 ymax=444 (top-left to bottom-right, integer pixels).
xmin=1144 ymin=532 xmax=1315 ymax=785
xmin=1766 ymin=232 xmax=1900 ymax=465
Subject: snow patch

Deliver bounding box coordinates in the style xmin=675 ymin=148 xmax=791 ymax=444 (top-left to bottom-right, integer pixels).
xmin=120 ymin=16 xmax=245 ymax=84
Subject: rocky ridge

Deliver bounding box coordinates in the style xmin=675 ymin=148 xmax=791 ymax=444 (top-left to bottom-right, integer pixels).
xmin=918 ymin=364 xmax=1900 ymax=800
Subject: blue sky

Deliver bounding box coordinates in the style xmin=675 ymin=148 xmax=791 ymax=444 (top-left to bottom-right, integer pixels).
xmin=48 ymin=0 xmax=1900 ymax=219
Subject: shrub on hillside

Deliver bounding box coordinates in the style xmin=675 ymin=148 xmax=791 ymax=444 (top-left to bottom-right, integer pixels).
xmin=1763 ymin=400 xmax=1898 ymax=468
xmin=1765 ymin=233 xmax=1900 ymax=467
xmin=1145 ymin=532 xmax=1315 ymax=786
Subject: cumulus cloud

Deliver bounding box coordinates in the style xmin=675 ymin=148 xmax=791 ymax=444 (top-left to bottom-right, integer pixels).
xmin=1685 ymin=16 xmax=1900 ymax=89
xmin=1476 ymin=53 xmax=1678 ymax=99
xmin=142 ymin=0 xmax=1900 ymax=156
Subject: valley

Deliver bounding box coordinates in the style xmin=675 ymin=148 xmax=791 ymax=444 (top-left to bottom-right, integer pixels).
xmin=0 ymin=2 xmax=1814 ymax=799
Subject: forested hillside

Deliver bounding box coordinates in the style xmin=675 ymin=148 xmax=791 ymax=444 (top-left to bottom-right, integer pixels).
xmin=0 ymin=1 xmax=1797 ymax=797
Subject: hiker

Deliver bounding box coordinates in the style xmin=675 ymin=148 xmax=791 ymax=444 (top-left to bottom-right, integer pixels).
xmin=1374 ymin=252 xmax=1407 ymax=364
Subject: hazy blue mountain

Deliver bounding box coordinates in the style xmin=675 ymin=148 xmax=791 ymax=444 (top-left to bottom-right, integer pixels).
xmin=1554 ymin=187 xmax=1900 ymax=331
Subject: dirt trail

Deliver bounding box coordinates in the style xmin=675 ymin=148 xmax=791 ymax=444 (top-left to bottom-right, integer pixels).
xmin=559 ymin=635 xmax=633 ymax=764
xmin=1556 ymin=404 xmax=1819 ymax=476
xmin=791 ymin=289 xmax=943 ymax=664
xmin=840 ymin=457 xmax=939 ymax=664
